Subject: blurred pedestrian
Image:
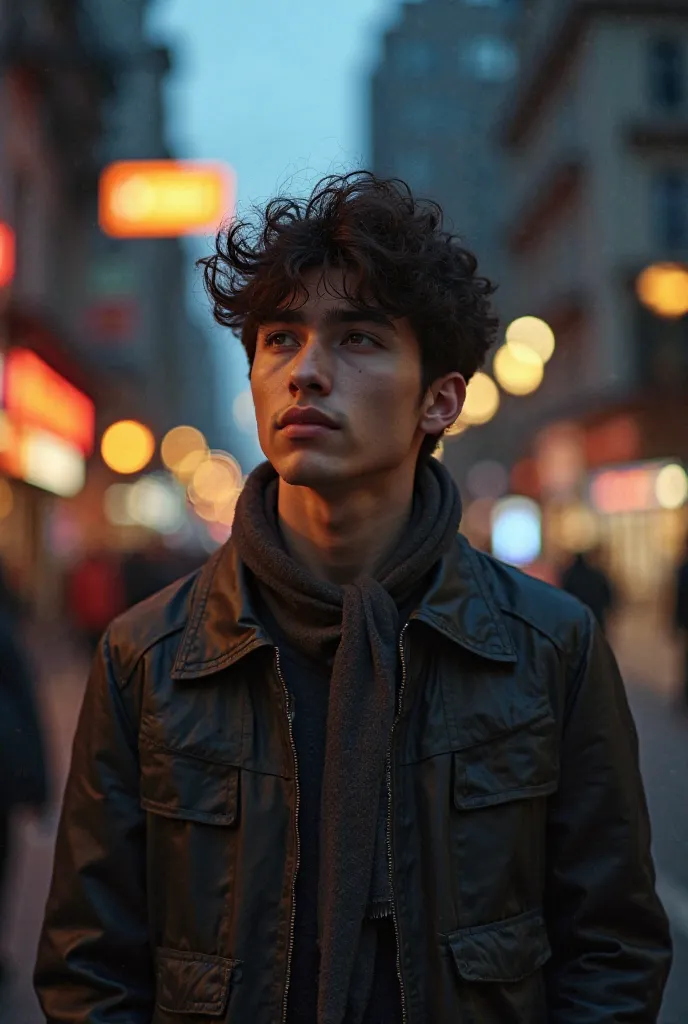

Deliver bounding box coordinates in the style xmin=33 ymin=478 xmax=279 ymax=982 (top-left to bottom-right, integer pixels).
xmin=36 ymin=172 xmax=671 ymax=1022
xmin=673 ymin=536 xmax=688 ymax=705
xmin=0 ymin=563 xmax=48 ymax=992
xmin=561 ymin=547 xmax=616 ymax=633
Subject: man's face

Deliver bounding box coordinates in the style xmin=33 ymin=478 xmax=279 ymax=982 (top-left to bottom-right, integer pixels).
xmin=250 ymin=268 xmax=447 ymax=491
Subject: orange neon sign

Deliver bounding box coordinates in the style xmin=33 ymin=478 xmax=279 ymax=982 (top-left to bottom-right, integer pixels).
xmin=4 ymin=348 xmax=95 ymax=454
xmin=99 ymin=161 xmax=234 ymax=238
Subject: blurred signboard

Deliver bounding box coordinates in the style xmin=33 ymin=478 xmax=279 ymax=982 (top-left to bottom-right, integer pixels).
xmin=589 ymin=460 xmax=688 ymax=515
xmin=3 ymin=348 xmax=95 ymax=454
xmin=0 ymin=223 xmax=15 ymax=288
xmin=99 ymin=161 xmax=234 ymax=238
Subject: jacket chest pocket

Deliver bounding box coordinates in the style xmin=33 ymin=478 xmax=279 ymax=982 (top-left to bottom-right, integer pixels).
xmin=450 ymin=711 xmax=559 ymax=917
xmin=139 ymin=743 xmax=241 ymax=956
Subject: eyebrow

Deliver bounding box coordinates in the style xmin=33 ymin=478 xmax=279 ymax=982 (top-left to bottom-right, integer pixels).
xmin=259 ymin=307 xmax=398 ymax=331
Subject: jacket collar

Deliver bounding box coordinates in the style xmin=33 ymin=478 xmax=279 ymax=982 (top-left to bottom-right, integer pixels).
xmin=171 ymin=533 xmax=516 ymax=681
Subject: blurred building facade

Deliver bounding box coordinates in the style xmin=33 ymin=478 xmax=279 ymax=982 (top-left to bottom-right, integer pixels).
xmin=0 ymin=0 xmax=220 ymax=617
xmin=447 ymin=0 xmax=688 ymax=611
xmin=370 ymin=0 xmax=522 ymax=281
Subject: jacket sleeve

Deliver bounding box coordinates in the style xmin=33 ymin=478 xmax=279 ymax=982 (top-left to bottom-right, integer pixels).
xmin=543 ymin=610 xmax=673 ymax=1021
xmin=34 ymin=628 xmax=154 ymax=1023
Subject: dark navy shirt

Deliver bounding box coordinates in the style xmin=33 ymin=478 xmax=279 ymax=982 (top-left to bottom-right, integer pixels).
xmin=269 ymin=631 xmax=403 ymax=1024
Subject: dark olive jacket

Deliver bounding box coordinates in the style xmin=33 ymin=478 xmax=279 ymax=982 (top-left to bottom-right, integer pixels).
xmin=34 ymin=535 xmax=672 ymax=1023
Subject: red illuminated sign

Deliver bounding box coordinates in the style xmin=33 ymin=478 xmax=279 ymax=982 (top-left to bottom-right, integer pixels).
xmin=3 ymin=348 xmax=95 ymax=454
xmin=0 ymin=223 xmax=15 ymax=288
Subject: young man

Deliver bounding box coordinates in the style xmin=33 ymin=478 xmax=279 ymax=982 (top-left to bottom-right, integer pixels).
xmin=35 ymin=173 xmax=671 ymax=1023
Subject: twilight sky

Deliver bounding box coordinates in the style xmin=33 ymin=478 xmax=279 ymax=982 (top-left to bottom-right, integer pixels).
xmin=146 ymin=0 xmax=405 ymax=465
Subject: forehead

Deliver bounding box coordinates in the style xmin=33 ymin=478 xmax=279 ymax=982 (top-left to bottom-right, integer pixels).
xmin=272 ymin=267 xmax=384 ymax=319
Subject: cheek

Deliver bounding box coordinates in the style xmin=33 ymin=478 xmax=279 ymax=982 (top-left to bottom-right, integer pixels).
xmin=250 ymin=371 xmax=278 ymax=427
xmin=357 ymin=373 xmax=420 ymax=437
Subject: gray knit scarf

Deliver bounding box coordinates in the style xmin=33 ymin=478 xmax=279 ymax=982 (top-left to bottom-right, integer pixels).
xmin=231 ymin=458 xmax=462 ymax=1024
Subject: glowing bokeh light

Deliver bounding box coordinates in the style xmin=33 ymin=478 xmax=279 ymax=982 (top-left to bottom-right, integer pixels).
xmin=655 ymin=463 xmax=688 ymax=510
xmin=161 ymin=426 xmax=207 ymax=474
xmin=99 ymin=161 xmax=234 ymax=238
xmin=127 ymin=475 xmax=186 ymax=534
xmin=0 ymin=223 xmax=16 ymax=288
xmin=24 ymin=432 xmax=86 ymax=497
xmin=493 ymin=343 xmax=544 ymax=396
xmin=104 ymin=483 xmax=135 ymax=526
xmin=189 ymin=452 xmax=242 ymax=506
xmin=636 ymin=263 xmax=688 ymax=319
xmin=491 ymin=496 xmax=542 ymax=566
xmin=101 ymin=420 xmax=155 ymax=475
xmin=459 ymin=372 xmax=500 ymax=426
xmin=506 ymin=316 xmax=555 ymax=363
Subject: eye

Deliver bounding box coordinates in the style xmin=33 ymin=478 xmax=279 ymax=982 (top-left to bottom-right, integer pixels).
xmin=344 ymin=331 xmax=378 ymax=348
xmin=264 ymin=331 xmax=298 ymax=349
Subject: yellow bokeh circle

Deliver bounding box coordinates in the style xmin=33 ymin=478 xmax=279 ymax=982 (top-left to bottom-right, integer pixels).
xmin=458 ymin=372 xmax=500 ymax=426
xmin=101 ymin=420 xmax=155 ymax=475
xmin=493 ymin=344 xmax=544 ymax=396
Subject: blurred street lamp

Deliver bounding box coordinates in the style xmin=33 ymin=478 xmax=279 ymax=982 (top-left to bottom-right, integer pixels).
xmin=636 ymin=262 xmax=688 ymax=319
xmin=506 ymin=316 xmax=555 ymax=364
xmin=493 ymin=343 xmax=544 ymax=396
xmin=101 ymin=420 xmax=155 ymax=475
xmin=0 ymin=223 xmax=16 ymax=288
xmin=99 ymin=160 xmax=235 ymax=238
xmin=456 ymin=371 xmax=500 ymax=427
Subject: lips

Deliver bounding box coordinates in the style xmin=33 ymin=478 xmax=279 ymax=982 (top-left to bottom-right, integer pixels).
xmin=278 ymin=407 xmax=339 ymax=429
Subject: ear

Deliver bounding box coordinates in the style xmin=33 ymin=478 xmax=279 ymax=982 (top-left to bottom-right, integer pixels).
xmin=419 ymin=372 xmax=466 ymax=436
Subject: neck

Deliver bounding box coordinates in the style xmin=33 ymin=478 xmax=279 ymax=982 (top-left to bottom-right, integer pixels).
xmin=277 ymin=465 xmax=418 ymax=585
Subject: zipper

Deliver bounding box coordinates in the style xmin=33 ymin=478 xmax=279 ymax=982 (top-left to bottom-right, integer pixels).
xmin=275 ymin=647 xmax=301 ymax=1024
xmin=386 ymin=622 xmax=410 ymax=1024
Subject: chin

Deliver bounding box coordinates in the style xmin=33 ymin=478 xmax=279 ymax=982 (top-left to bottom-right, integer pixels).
xmin=271 ymin=449 xmax=349 ymax=489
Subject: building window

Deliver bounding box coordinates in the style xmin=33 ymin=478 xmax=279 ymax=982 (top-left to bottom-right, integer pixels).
xmin=654 ymin=171 xmax=688 ymax=250
xmin=462 ymin=36 xmax=518 ymax=82
xmin=649 ymin=38 xmax=684 ymax=110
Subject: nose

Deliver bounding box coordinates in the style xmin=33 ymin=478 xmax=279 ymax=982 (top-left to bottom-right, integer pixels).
xmin=288 ymin=338 xmax=333 ymax=396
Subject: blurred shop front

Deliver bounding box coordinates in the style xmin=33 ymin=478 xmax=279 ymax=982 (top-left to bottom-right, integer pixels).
xmin=0 ymin=318 xmax=96 ymax=619
xmin=513 ymin=397 xmax=688 ymax=616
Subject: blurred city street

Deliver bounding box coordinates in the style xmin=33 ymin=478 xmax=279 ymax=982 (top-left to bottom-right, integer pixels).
xmin=2 ymin=0 xmax=688 ymax=1019
xmin=1 ymin=618 xmax=688 ymax=1024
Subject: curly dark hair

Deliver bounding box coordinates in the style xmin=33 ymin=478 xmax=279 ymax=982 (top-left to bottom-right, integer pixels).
xmin=197 ymin=171 xmax=499 ymax=460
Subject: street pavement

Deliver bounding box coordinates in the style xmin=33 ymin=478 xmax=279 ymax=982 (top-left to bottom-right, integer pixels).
xmin=2 ymin=635 xmax=688 ymax=1023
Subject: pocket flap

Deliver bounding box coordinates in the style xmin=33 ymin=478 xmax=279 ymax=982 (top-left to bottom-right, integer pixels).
xmin=448 ymin=908 xmax=551 ymax=983
xmin=453 ymin=712 xmax=558 ymax=810
xmin=156 ymin=948 xmax=240 ymax=1015
xmin=140 ymin=744 xmax=239 ymax=826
